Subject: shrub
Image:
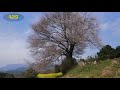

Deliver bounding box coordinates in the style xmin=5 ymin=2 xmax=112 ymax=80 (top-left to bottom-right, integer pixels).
xmin=61 ymin=58 xmax=72 ymax=74
xmin=55 ymin=65 xmax=61 ymax=73
xmin=61 ymin=58 xmax=78 ymax=74
xmin=72 ymin=58 xmax=78 ymax=65
xmin=37 ymin=72 xmax=63 ymax=78
xmin=5 ymin=73 xmax=14 ymax=78
xmin=0 ymin=72 xmax=14 ymax=78
xmin=115 ymin=46 xmax=120 ymax=58
xmin=23 ymin=68 xmax=37 ymax=78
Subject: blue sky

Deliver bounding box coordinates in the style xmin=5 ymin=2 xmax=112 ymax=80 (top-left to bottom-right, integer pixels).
xmin=0 ymin=12 xmax=120 ymax=67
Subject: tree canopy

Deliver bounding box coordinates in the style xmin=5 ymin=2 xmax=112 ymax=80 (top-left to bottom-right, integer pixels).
xmin=28 ymin=12 xmax=102 ymax=73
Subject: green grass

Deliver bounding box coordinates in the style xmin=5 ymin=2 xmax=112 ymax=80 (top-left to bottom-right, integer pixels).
xmin=62 ymin=60 xmax=120 ymax=78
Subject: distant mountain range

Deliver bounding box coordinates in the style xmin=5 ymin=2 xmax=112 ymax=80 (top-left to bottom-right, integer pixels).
xmin=0 ymin=64 xmax=28 ymax=74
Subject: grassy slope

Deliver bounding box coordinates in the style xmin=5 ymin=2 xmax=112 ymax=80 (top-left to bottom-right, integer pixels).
xmin=62 ymin=60 xmax=120 ymax=78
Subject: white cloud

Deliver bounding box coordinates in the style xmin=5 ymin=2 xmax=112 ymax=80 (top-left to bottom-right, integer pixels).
xmin=0 ymin=27 xmax=32 ymax=67
xmin=90 ymin=12 xmax=106 ymax=23
xmin=91 ymin=12 xmax=120 ymax=35
xmin=92 ymin=13 xmax=120 ymax=46
xmin=25 ymin=12 xmax=43 ymax=25
xmin=100 ymin=22 xmax=110 ymax=31
xmin=0 ymin=12 xmax=43 ymax=67
xmin=110 ymin=18 xmax=120 ymax=35
xmin=100 ymin=17 xmax=120 ymax=35
xmin=0 ymin=32 xmax=30 ymax=67
xmin=0 ymin=12 xmax=41 ymax=67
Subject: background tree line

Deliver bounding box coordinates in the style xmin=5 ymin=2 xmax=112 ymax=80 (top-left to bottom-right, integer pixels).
xmin=97 ymin=45 xmax=120 ymax=60
xmin=86 ymin=45 xmax=120 ymax=61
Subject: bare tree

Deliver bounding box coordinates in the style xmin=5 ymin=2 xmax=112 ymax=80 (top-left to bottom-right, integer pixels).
xmin=27 ymin=12 xmax=102 ymax=72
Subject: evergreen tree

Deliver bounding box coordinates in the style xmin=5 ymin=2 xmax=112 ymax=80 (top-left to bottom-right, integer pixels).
xmin=115 ymin=46 xmax=120 ymax=58
xmin=97 ymin=45 xmax=115 ymax=60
